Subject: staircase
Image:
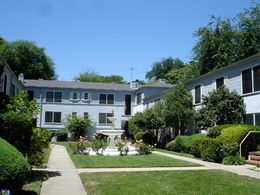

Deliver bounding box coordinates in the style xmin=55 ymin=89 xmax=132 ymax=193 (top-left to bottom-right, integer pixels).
xmin=245 ymin=151 xmax=260 ymax=165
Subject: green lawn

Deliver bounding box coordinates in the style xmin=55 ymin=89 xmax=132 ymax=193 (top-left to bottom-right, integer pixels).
xmin=155 ymin=148 xmax=197 ymax=158
xmin=80 ymin=170 xmax=260 ymax=195
xmin=53 ymin=142 xmax=200 ymax=168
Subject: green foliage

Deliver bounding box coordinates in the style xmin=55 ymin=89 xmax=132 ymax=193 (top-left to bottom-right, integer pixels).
xmin=165 ymin=140 xmax=177 ymax=151
xmin=116 ymin=141 xmax=129 ymax=156
xmin=55 ymin=129 xmax=68 ymax=141
xmin=163 ymin=84 xmax=194 ymax=136
xmin=134 ymin=132 xmax=144 ymax=141
xmin=0 ymin=138 xmax=30 ymax=193
xmin=27 ymin=129 xmax=51 ymax=167
xmin=0 ymin=39 xmax=56 ymax=79
xmin=69 ymin=138 xmax=90 ymax=155
xmin=90 ymin=138 xmax=108 ymax=156
xmin=196 ymin=87 xmax=245 ymax=129
xmin=166 ymin=64 xmax=200 ymax=84
xmin=222 ymin=155 xmax=245 ymax=165
xmin=128 ymin=112 xmax=146 ymax=135
xmin=208 ymin=126 xmax=221 ymax=138
xmin=192 ymin=4 xmax=260 ymax=75
xmin=219 ymin=124 xmax=260 ymax=156
xmin=145 ymin=57 xmax=184 ymax=80
xmin=74 ymin=70 xmax=125 ymax=83
xmin=136 ymin=142 xmax=152 ymax=155
xmin=0 ymin=111 xmax=33 ymax=155
xmin=66 ymin=115 xmax=91 ymax=140
xmin=200 ymin=138 xmax=223 ymax=163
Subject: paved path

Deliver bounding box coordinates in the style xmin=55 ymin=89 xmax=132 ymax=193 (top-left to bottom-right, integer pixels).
xmin=77 ymin=150 xmax=260 ymax=180
xmin=40 ymin=144 xmax=87 ymax=195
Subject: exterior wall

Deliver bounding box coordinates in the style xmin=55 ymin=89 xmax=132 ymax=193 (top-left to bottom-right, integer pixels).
xmin=188 ymin=55 xmax=260 ymax=125
xmin=0 ymin=57 xmax=25 ymax=96
xmin=28 ymin=87 xmax=135 ymax=136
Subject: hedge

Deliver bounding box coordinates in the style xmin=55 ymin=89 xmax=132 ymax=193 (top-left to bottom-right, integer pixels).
xmin=0 ymin=138 xmax=30 ymax=194
xmin=200 ymin=138 xmax=223 ymax=163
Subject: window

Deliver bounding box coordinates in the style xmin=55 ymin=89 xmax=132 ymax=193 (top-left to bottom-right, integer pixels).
xmin=244 ymin=114 xmax=254 ymax=125
xmin=136 ymin=93 xmax=142 ymax=104
xmin=253 ymin=66 xmax=260 ymax=92
xmin=216 ymin=77 xmax=224 ymax=89
xmin=242 ymin=69 xmax=252 ymax=94
xmin=3 ymin=75 xmax=7 ymax=94
xmin=255 ymin=113 xmax=260 ymax=126
xmin=125 ymin=95 xmax=131 ymax=115
xmin=82 ymin=92 xmax=90 ymax=101
xmin=195 ymin=85 xmax=201 ymax=104
xmin=72 ymin=92 xmax=78 ymax=100
xmin=242 ymin=65 xmax=260 ymax=94
xmin=28 ymin=90 xmax=34 ymax=101
xmin=46 ymin=92 xmax=62 ymax=102
xmin=45 ymin=112 xmax=61 ymax=123
xmin=72 ymin=112 xmax=77 ymax=116
xmin=84 ymin=112 xmax=88 ymax=118
xmin=99 ymin=94 xmax=114 ymax=104
xmin=10 ymin=83 xmax=15 ymax=96
xmin=99 ymin=113 xmax=113 ymax=124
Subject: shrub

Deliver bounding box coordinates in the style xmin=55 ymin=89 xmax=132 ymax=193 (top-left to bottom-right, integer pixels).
xmin=0 ymin=111 xmax=33 ymax=155
xmin=55 ymin=129 xmax=68 ymax=141
xmin=90 ymin=138 xmax=108 ymax=155
xmin=189 ymin=134 xmax=207 ymax=158
xmin=69 ymin=138 xmax=90 ymax=155
xmin=200 ymin=138 xmax=223 ymax=163
xmin=208 ymin=126 xmax=221 ymax=138
xmin=134 ymin=132 xmax=144 ymax=141
xmin=142 ymin=132 xmax=156 ymax=145
xmin=66 ymin=115 xmax=91 ymax=140
xmin=222 ymin=155 xmax=245 ymax=165
xmin=166 ymin=140 xmax=176 ymax=151
xmin=219 ymin=125 xmax=260 ymax=157
xmin=0 ymin=138 xmax=30 ymax=194
xmin=27 ymin=129 xmax=51 ymax=167
xmin=136 ymin=143 xmax=152 ymax=155
xmin=116 ymin=141 xmax=129 ymax=156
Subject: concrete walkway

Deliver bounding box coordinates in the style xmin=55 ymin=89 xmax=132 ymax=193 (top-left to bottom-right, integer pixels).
xmin=77 ymin=150 xmax=260 ymax=180
xmin=40 ymin=144 xmax=87 ymax=195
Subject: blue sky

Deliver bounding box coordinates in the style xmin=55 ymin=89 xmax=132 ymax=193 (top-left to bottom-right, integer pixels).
xmin=0 ymin=0 xmax=255 ymax=81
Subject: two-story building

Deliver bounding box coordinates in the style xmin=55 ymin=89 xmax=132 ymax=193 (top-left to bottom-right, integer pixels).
xmin=23 ymin=79 xmax=172 ymax=137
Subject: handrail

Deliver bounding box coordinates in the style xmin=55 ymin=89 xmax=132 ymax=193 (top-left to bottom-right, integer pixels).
xmin=239 ymin=131 xmax=260 ymax=157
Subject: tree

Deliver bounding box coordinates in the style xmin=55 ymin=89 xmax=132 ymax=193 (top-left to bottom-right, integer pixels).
xmin=66 ymin=115 xmax=91 ymax=140
xmin=196 ymin=86 xmax=245 ymax=129
xmin=145 ymin=57 xmax=184 ymax=80
xmin=128 ymin=112 xmax=146 ymax=135
xmin=163 ymin=84 xmax=194 ymax=137
xmin=192 ymin=4 xmax=260 ymax=75
xmin=0 ymin=39 xmax=56 ymax=79
xmin=166 ymin=64 xmax=200 ymax=84
xmin=74 ymin=70 xmax=126 ymax=84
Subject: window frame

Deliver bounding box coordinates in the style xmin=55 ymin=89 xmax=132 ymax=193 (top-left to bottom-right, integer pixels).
xmin=46 ymin=91 xmax=62 ymax=103
xmin=45 ymin=111 xmax=62 ymax=124
xmin=99 ymin=93 xmax=114 ymax=104
xmin=136 ymin=93 xmax=142 ymax=105
xmin=216 ymin=77 xmax=224 ymax=89
xmin=195 ymin=85 xmax=201 ymax=104
xmin=99 ymin=113 xmax=113 ymax=125
xmin=241 ymin=65 xmax=260 ymax=95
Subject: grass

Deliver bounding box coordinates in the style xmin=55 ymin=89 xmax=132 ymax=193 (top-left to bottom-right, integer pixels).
xmin=53 ymin=141 xmax=200 ymax=168
xmin=22 ymin=146 xmax=51 ymax=194
xmin=155 ymin=148 xmax=197 ymax=158
xmin=80 ymin=170 xmax=260 ymax=195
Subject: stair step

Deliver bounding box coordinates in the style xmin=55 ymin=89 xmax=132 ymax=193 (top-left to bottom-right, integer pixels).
xmin=245 ymin=160 xmax=260 ymax=165
xmin=250 ymin=155 xmax=260 ymax=161
xmin=249 ymin=151 xmax=260 ymax=156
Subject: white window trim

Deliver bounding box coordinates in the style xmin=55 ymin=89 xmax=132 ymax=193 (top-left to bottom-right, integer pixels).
xmin=82 ymin=92 xmax=91 ymax=102
xmin=44 ymin=111 xmax=62 ymax=124
xmin=70 ymin=92 xmax=80 ymax=102
xmin=241 ymin=64 xmax=260 ymax=96
xmin=45 ymin=91 xmax=63 ymax=103
xmin=99 ymin=93 xmax=115 ymax=105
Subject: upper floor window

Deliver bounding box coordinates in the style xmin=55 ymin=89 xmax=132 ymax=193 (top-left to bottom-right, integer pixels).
xmin=136 ymin=93 xmax=142 ymax=104
xmin=99 ymin=94 xmax=114 ymax=104
xmin=216 ymin=77 xmax=224 ymax=89
xmin=195 ymin=85 xmax=201 ymax=104
xmin=46 ymin=91 xmax=62 ymax=102
xmin=242 ymin=65 xmax=260 ymax=94
xmin=45 ymin=111 xmax=61 ymax=123
xmin=83 ymin=92 xmax=90 ymax=101
xmin=27 ymin=90 xmax=34 ymax=101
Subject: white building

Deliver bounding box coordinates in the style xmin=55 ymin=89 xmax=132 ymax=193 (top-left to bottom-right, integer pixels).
xmin=23 ymin=79 xmax=172 ymax=137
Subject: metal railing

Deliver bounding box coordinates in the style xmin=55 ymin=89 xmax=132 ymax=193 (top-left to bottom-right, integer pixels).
xmin=239 ymin=131 xmax=260 ymax=157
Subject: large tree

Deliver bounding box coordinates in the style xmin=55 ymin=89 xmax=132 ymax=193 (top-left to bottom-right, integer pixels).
xmin=145 ymin=57 xmax=184 ymax=81
xmin=166 ymin=64 xmax=200 ymax=84
xmin=74 ymin=70 xmax=125 ymax=84
xmin=0 ymin=39 xmax=56 ymax=80
xmin=192 ymin=4 xmax=260 ymax=75
xmin=196 ymin=86 xmax=245 ymax=129
xmin=163 ymin=84 xmax=194 ymax=136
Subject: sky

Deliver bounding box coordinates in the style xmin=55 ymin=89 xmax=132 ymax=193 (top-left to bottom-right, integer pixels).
xmin=0 ymin=0 xmax=256 ymax=82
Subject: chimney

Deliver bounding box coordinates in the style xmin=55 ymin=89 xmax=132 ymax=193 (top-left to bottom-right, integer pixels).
xmin=130 ymin=79 xmax=139 ymax=89
xmin=18 ymin=73 xmax=24 ymax=83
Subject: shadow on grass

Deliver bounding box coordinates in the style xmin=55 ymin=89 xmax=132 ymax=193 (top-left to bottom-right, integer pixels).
xmin=21 ymin=170 xmax=61 ymax=195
